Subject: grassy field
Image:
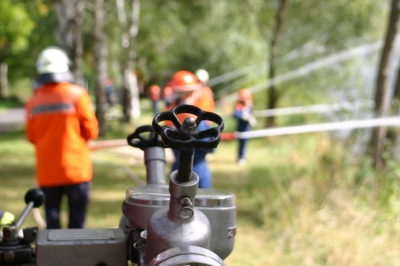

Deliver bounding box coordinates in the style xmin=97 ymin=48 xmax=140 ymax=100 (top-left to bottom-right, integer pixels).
xmin=1 ymin=109 xmax=400 ymax=265
xmin=0 ymin=98 xmax=24 ymax=111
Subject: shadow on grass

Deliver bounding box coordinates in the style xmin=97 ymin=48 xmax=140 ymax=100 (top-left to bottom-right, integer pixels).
xmin=0 ymin=97 xmax=24 ymax=111
xmin=0 ymin=127 xmax=26 ymax=141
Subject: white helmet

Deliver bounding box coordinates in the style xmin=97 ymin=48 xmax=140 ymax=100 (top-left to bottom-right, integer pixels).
xmin=36 ymin=46 xmax=70 ymax=74
xmin=195 ymin=69 xmax=209 ymax=83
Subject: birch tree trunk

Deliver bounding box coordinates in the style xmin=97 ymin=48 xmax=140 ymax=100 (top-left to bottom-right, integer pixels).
xmin=266 ymin=0 xmax=289 ymax=128
xmin=0 ymin=62 xmax=8 ymax=99
xmin=369 ymin=0 xmax=400 ymax=168
xmin=93 ymin=0 xmax=108 ymax=136
xmin=116 ymin=0 xmax=141 ymax=123
xmin=53 ymin=0 xmax=85 ymax=87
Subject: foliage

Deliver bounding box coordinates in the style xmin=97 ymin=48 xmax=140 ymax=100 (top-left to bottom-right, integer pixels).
xmin=3 ymin=0 xmax=389 ymax=105
xmin=6 ymin=0 xmax=55 ymax=83
xmin=0 ymin=0 xmax=35 ymax=59
xmin=241 ymin=0 xmax=387 ymax=124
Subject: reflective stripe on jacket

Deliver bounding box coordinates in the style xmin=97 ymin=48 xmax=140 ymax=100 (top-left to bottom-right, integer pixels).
xmin=25 ymin=82 xmax=99 ymax=187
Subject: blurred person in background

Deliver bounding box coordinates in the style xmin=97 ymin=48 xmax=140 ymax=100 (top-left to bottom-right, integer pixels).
xmin=164 ymin=70 xmax=215 ymax=188
xmin=25 ymin=46 xmax=99 ymax=229
xmin=104 ymin=78 xmax=116 ymax=108
xmin=195 ymin=69 xmax=215 ymax=113
xmin=149 ymin=84 xmax=161 ymax=115
xmin=234 ymin=88 xmax=256 ymax=166
xmin=162 ymin=86 xmax=173 ymax=107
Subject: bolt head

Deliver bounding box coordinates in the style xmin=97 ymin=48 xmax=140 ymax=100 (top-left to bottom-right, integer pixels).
xmin=4 ymin=251 xmax=15 ymax=263
xmin=179 ymin=206 xmax=194 ymax=219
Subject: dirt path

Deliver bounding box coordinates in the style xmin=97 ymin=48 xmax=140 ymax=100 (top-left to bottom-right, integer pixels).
xmin=0 ymin=108 xmax=25 ymax=132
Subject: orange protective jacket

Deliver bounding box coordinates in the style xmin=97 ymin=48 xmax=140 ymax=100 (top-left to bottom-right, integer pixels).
xmin=162 ymin=88 xmax=215 ymax=128
xmin=150 ymin=85 xmax=161 ymax=101
xmin=197 ymin=86 xmax=215 ymax=113
xmin=25 ymin=82 xmax=99 ymax=187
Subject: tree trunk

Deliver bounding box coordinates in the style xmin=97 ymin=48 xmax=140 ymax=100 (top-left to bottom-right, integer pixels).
xmin=266 ymin=0 xmax=289 ymax=128
xmin=369 ymin=0 xmax=400 ymax=168
xmin=122 ymin=69 xmax=140 ymax=122
xmin=53 ymin=0 xmax=85 ymax=87
xmin=0 ymin=62 xmax=8 ymax=99
xmin=93 ymin=0 xmax=108 ymax=136
xmin=118 ymin=0 xmax=141 ymax=123
xmin=386 ymin=43 xmax=400 ymax=144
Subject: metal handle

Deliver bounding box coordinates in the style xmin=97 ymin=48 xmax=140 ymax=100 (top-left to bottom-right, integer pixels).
xmin=14 ymin=188 xmax=45 ymax=230
xmin=127 ymin=125 xmax=166 ymax=150
xmin=2 ymin=188 xmax=44 ymax=242
xmin=152 ymin=104 xmax=224 ymax=150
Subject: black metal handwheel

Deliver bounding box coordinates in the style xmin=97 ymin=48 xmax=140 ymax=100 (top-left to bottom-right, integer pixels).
xmin=127 ymin=125 xmax=167 ymax=150
xmin=152 ymin=104 xmax=224 ymax=150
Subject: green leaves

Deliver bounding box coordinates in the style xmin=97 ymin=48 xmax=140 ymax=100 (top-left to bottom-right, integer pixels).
xmin=0 ymin=0 xmax=35 ymax=54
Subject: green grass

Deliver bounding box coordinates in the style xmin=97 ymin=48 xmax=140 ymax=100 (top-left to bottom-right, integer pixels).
xmin=1 ymin=116 xmax=400 ymax=265
xmin=0 ymin=98 xmax=25 ymax=112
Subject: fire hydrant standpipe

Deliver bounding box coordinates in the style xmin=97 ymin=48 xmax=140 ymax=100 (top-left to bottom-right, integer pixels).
xmin=147 ymin=104 xmax=225 ymax=265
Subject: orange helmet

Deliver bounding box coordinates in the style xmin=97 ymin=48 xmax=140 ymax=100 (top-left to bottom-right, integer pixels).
xmin=238 ymin=89 xmax=252 ymax=101
xmin=169 ymin=70 xmax=201 ymax=92
xmin=150 ymin=85 xmax=160 ymax=94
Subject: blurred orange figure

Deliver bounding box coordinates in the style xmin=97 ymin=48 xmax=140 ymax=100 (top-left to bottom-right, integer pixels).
xmin=25 ymin=46 xmax=99 ymax=229
xmin=195 ymin=69 xmax=215 ymax=112
xmin=163 ymin=70 xmax=203 ymax=125
xmin=163 ymin=70 xmax=214 ymax=188
xmin=234 ymin=88 xmax=256 ymax=166
xmin=149 ymin=84 xmax=161 ymax=115
xmin=162 ymin=86 xmax=173 ymax=106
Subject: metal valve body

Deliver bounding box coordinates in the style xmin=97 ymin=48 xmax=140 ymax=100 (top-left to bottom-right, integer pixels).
xmin=123 ymin=105 xmax=236 ymax=265
xmin=144 ymin=171 xmax=212 ymax=264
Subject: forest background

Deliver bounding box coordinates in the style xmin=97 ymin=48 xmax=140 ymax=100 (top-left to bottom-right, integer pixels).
xmin=2 ymin=0 xmax=400 ymax=265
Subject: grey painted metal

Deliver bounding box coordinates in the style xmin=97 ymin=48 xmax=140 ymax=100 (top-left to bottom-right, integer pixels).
xmin=198 ymin=205 xmax=236 ymax=260
xmin=147 ymin=246 xmax=225 ymax=266
xmin=36 ymin=229 xmax=126 ymax=266
xmin=122 ymin=183 xmax=236 ymax=260
xmin=125 ymin=187 xmax=235 ymax=208
xmin=145 ymin=146 xmax=167 ymax=186
xmin=144 ymin=171 xmax=213 ymax=264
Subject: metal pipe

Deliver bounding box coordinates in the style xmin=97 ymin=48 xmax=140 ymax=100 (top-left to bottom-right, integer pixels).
xmin=15 ymin=201 xmax=34 ymax=230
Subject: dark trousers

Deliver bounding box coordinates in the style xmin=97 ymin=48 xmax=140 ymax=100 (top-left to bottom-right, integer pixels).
xmin=41 ymin=182 xmax=90 ymax=229
xmin=152 ymin=100 xmax=159 ymax=115
xmin=238 ymin=138 xmax=248 ymax=160
xmin=171 ymin=149 xmax=212 ymax=189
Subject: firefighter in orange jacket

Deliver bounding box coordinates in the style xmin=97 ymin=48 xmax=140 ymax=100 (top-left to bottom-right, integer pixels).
xmin=164 ymin=70 xmax=214 ymax=188
xmin=25 ymin=46 xmax=99 ymax=229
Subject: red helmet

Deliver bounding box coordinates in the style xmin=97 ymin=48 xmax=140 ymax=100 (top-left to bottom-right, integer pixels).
xmin=239 ymin=89 xmax=252 ymax=101
xmin=169 ymin=70 xmax=201 ymax=92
